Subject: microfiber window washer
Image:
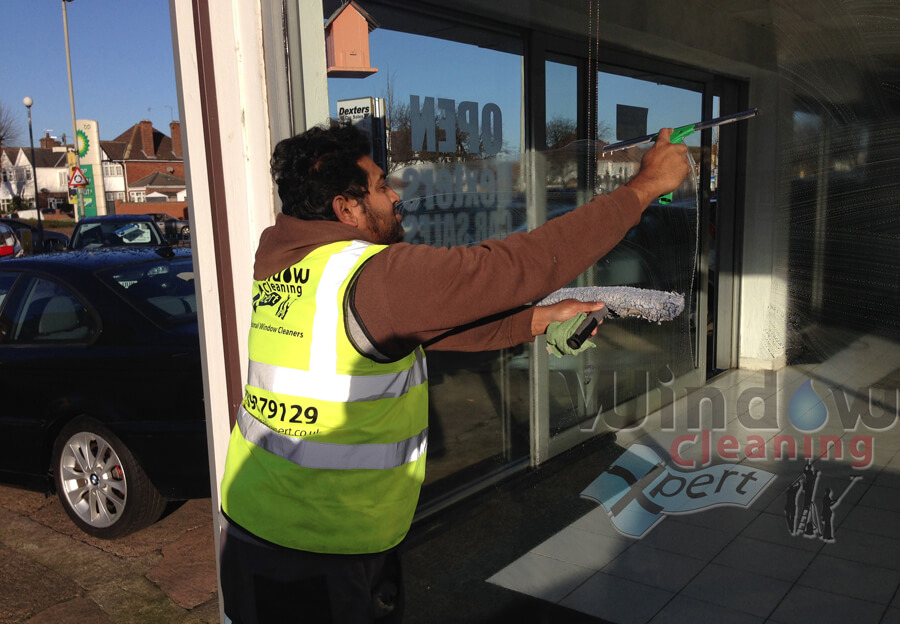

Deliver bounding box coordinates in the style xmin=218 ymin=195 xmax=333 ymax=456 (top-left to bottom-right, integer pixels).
xmin=538 ymin=286 xmax=686 ymax=354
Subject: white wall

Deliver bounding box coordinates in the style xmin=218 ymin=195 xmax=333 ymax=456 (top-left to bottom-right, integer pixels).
xmin=170 ymin=0 xmax=265 ymax=512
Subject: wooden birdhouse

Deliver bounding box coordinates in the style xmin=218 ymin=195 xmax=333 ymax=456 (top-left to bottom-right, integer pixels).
xmin=325 ymin=1 xmax=379 ymax=78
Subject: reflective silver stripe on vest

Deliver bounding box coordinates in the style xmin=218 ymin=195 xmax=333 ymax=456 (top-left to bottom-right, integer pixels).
xmin=309 ymin=240 xmax=371 ymax=374
xmin=248 ymin=347 xmax=427 ymax=403
xmin=236 ymin=406 xmax=428 ymax=470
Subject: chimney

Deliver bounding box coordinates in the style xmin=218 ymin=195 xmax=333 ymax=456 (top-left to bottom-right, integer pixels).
xmin=170 ymin=121 xmax=183 ymax=159
xmin=140 ymin=119 xmax=156 ymax=158
xmin=40 ymin=132 xmax=61 ymax=149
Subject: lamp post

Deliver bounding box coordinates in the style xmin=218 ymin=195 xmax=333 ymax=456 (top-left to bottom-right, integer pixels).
xmin=62 ymin=0 xmax=83 ymax=222
xmin=22 ymin=97 xmax=45 ymax=251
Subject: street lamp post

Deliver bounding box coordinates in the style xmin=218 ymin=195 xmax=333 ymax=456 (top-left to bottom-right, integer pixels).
xmin=22 ymin=97 xmax=45 ymax=251
xmin=62 ymin=0 xmax=83 ymax=222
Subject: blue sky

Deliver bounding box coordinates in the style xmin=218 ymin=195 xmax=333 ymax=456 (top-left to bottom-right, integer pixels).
xmin=328 ymin=30 xmax=525 ymax=152
xmin=2 ymin=1 xmax=706 ymax=150
xmin=2 ymin=0 xmax=178 ymax=146
xmin=329 ymin=29 xmax=707 ymax=154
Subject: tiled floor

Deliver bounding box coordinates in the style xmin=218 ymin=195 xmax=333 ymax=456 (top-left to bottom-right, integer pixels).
xmin=488 ymin=333 xmax=900 ymax=623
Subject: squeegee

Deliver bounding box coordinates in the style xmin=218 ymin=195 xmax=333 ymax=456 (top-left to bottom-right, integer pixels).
xmin=602 ymin=108 xmax=759 ymax=204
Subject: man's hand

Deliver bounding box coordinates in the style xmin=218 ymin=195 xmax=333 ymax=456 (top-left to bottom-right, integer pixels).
xmin=532 ymin=299 xmax=605 ymax=336
xmin=625 ymin=128 xmax=691 ymax=207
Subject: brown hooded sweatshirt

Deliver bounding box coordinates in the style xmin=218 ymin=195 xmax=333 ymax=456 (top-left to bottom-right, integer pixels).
xmin=253 ymin=185 xmax=643 ymax=359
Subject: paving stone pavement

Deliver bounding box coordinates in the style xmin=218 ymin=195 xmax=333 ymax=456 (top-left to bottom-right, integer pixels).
xmin=0 ymin=485 xmax=220 ymax=624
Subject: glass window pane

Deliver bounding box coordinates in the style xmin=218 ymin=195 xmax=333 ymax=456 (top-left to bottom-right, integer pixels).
xmin=327 ymin=17 xmax=526 ymax=502
xmin=587 ymin=71 xmax=703 ymax=430
xmin=537 ymin=69 xmax=704 ymax=438
xmin=546 ymin=61 xmax=578 ymax=149
xmin=9 ymin=277 xmax=94 ymax=343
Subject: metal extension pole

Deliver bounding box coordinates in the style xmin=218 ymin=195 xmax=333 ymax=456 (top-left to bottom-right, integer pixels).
xmin=602 ymin=108 xmax=759 ymax=154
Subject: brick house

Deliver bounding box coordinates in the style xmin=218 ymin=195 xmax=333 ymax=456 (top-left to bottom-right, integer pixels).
xmin=101 ymin=120 xmax=187 ymax=219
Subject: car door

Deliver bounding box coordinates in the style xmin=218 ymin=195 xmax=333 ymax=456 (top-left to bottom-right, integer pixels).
xmin=0 ymin=271 xmax=99 ymax=485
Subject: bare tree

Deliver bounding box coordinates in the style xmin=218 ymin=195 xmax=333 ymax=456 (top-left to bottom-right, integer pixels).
xmin=546 ymin=115 xmax=577 ymax=150
xmin=382 ymin=70 xmax=413 ymax=173
xmin=596 ymin=120 xmax=613 ymax=143
xmin=0 ymin=100 xmax=23 ymax=150
xmin=544 ymin=116 xmax=614 ymax=187
xmin=381 ymin=72 xmax=496 ymax=173
xmin=545 ymin=115 xmax=579 ymax=187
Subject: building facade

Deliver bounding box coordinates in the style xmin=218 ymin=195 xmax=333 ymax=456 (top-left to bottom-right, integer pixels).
xmin=100 ymin=120 xmax=186 ymax=218
xmin=1 ymin=120 xmax=187 ymax=220
xmin=167 ymin=2 xmax=899 ymax=620
xmin=0 ymin=140 xmax=70 ymax=215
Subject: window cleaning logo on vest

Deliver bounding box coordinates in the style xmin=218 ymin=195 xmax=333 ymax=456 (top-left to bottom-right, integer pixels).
xmin=578 ymin=369 xmax=897 ymax=470
xmin=260 ymin=267 xmax=310 ymax=294
xmin=253 ymin=268 xmax=310 ymax=321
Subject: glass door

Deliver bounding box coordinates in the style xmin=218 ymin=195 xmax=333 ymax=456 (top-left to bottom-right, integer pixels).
xmin=325 ymin=8 xmax=530 ymax=508
xmin=536 ymin=61 xmax=710 ymax=458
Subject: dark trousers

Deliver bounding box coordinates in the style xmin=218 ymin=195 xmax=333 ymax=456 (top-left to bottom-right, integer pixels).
xmin=220 ymin=518 xmax=404 ymax=624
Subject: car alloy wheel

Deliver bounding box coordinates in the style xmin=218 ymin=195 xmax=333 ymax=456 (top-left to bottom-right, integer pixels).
xmin=53 ymin=417 xmax=167 ymax=538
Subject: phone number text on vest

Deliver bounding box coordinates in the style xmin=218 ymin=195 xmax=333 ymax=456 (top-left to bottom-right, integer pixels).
xmin=244 ymin=390 xmax=320 ymax=437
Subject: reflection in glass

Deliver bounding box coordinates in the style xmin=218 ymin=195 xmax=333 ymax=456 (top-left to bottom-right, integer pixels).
xmin=332 ymin=24 xmax=529 ymax=503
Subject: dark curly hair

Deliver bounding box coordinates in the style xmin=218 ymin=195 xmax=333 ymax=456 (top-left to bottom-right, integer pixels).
xmin=270 ymin=120 xmax=372 ymax=220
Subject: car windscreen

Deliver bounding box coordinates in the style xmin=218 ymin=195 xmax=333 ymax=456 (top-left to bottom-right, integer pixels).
xmin=71 ymin=220 xmax=164 ymax=249
xmin=97 ymin=256 xmax=196 ymax=325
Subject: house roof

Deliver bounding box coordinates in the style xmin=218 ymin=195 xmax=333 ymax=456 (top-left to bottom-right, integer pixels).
xmin=11 ymin=147 xmax=69 ymax=168
xmin=1 ymin=148 xmax=17 ymax=166
xmin=129 ymin=171 xmax=186 ymax=190
xmin=101 ymin=122 xmax=181 ymax=162
xmin=32 ymin=148 xmax=68 ymax=168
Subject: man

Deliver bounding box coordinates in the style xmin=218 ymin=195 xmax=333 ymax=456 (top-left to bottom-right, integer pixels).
xmin=219 ymin=121 xmax=689 ymax=623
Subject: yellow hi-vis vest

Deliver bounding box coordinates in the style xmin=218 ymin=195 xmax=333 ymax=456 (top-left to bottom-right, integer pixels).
xmin=221 ymin=240 xmax=429 ymax=554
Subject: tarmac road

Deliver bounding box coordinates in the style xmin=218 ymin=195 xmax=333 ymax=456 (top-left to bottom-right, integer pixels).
xmin=0 ymin=485 xmax=219 ymax=624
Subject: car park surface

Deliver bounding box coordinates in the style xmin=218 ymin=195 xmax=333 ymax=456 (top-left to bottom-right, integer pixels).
xmin=0 ymin=485 xmax=219 ymax=623
xmin=68 ymin=214 xmax=166 ymax=251
xmin=0 ymin=246 xmax=208 ymax=538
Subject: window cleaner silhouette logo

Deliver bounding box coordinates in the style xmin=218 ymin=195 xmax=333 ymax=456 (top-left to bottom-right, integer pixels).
xmin=582 ymin=444 xmax=775 ymax=538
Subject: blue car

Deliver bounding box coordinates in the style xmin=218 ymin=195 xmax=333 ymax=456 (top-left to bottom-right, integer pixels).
xmin=0 ymin=247 xmax=208 ymax=538
xmin=68 ymin=214 xmax=166 ymax=251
